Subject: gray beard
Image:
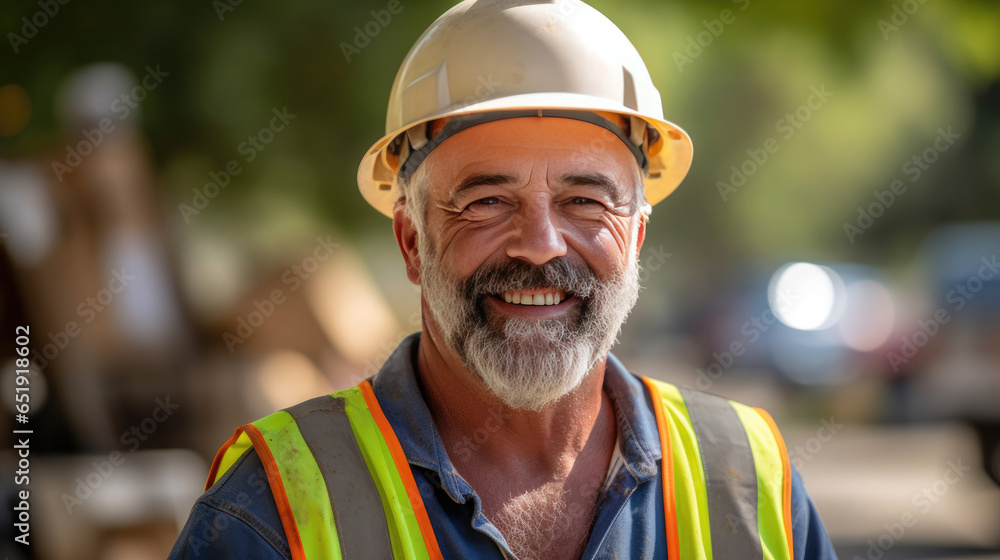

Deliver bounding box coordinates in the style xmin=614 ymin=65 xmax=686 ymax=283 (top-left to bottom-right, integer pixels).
xmin=419 ymin=240 xmax=642 ymax=411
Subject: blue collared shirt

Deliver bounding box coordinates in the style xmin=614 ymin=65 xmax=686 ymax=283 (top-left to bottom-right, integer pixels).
xmin=168 ymin=332 xmax=838 ymax=559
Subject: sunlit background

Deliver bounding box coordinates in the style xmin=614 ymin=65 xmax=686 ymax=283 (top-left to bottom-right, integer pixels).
xmin=1 ymin=0 xmax=999 ymax=558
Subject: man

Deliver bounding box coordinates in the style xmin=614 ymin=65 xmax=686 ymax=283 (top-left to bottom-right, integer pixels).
xmin=169 ymin=0 xmax=838 ymax=558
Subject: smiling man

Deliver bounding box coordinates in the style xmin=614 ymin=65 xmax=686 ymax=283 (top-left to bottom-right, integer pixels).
xmin=169 ymin=1 xmax=837 ymax=559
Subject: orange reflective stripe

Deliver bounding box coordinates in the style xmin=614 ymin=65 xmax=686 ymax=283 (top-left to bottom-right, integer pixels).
xmin=243 ymin=423 xmax=307 ymax=560
xmin=205 ymin=428 xmax=244 ymax=492
xmin=642 ymin=377 xmax=680 ymax=560
xmin=755 ymin=408 xmax=793 ymax=560
xmin=359 ymin=380 xmax=444 ymax=560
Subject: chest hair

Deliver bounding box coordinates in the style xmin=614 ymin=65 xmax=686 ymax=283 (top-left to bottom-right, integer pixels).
xmin=491 ymin=481 xmax=600 ymax=560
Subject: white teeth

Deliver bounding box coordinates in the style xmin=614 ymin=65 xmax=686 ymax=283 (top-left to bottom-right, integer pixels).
xmin=501 ymin=289 xmax=567 ymax=306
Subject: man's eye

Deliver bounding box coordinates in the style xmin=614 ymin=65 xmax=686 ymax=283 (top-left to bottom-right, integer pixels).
xmin=471 ymin=197 xmax=501 ymax=207
xmin=571 ymin=197 xmax=600 ymax=205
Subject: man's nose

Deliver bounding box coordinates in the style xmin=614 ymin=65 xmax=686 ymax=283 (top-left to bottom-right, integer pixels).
xmin=504 ymin=202 xmax=567 ymax=266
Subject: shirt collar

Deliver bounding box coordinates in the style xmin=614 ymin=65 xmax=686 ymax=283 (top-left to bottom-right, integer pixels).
xmin=369 ymin=332 xmax=662 ymax=502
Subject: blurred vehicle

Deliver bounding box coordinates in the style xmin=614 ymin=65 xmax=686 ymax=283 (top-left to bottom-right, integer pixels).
xmin=904 ymin=223 xmax=1000 ymax=486
xmin=693 ymin=259 xmax=895 ymax=389
xmin=691 ymin=223 xmax=1000 ymax=489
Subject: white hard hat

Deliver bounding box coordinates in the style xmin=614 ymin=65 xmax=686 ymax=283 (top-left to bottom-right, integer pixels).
xmin=357 ymin=0 xmax=694 ymax=218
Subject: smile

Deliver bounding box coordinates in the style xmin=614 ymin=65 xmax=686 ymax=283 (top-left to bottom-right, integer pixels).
xmin=500 ymin=288 xmax=567 ymax=306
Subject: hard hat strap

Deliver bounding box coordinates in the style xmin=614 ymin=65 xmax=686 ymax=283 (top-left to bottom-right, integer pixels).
xmin=396 ymin=108 xmax=650 ymax=182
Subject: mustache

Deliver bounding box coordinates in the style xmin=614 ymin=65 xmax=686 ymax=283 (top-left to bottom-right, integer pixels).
xmin=459 ymin=257 xmax=601 ymax=302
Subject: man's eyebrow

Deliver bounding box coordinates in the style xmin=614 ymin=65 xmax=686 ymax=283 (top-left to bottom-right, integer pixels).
xmin=559 ymin=172 xmax=626 ymax=204
xmin=447 ymin=173 xmax=519 ymax=205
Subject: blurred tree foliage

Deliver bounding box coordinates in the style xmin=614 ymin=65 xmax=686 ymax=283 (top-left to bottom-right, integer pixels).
xmin=1 ymin=0 xmax=999 ymax=266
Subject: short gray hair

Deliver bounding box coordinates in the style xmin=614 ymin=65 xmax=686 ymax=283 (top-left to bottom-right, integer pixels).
xmin=395 ymin=157 xmax=434 ymax=238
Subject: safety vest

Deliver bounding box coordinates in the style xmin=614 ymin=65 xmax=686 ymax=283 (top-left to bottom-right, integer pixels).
xmin=206 ymin=377 xmax=793 ymax=560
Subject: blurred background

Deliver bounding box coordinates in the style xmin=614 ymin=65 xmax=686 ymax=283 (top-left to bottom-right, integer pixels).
xmin=1 ymin=0 xmax=999 ymax=558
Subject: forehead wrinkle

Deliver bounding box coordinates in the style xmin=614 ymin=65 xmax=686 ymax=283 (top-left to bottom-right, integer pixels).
xmin=431 ymin=131 xmax=636 ymax=209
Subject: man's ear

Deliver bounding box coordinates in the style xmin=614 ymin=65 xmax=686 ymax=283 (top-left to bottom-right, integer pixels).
xmin=634 ymin=212 xmax=648 ymax=263
xmin=393 ymin=202 xmax=422 ymax=285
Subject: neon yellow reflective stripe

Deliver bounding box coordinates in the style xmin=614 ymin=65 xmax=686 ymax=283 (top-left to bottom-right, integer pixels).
xmin=652 ymin=380 xmax=712 ymax=560
xmin=209 ymin=432 xmax=253 ymax=487
xmin=252 ymin=411 xmax=343 ymax=560
xmin=731 ymin=403 xmax=791 ymax=560
xmin=340 ymin=387 xmax=432 ymax=560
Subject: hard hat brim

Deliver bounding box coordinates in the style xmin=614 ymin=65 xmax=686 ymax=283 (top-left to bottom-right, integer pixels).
xmin=357 ymin=92 xmax=693 ymax=218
